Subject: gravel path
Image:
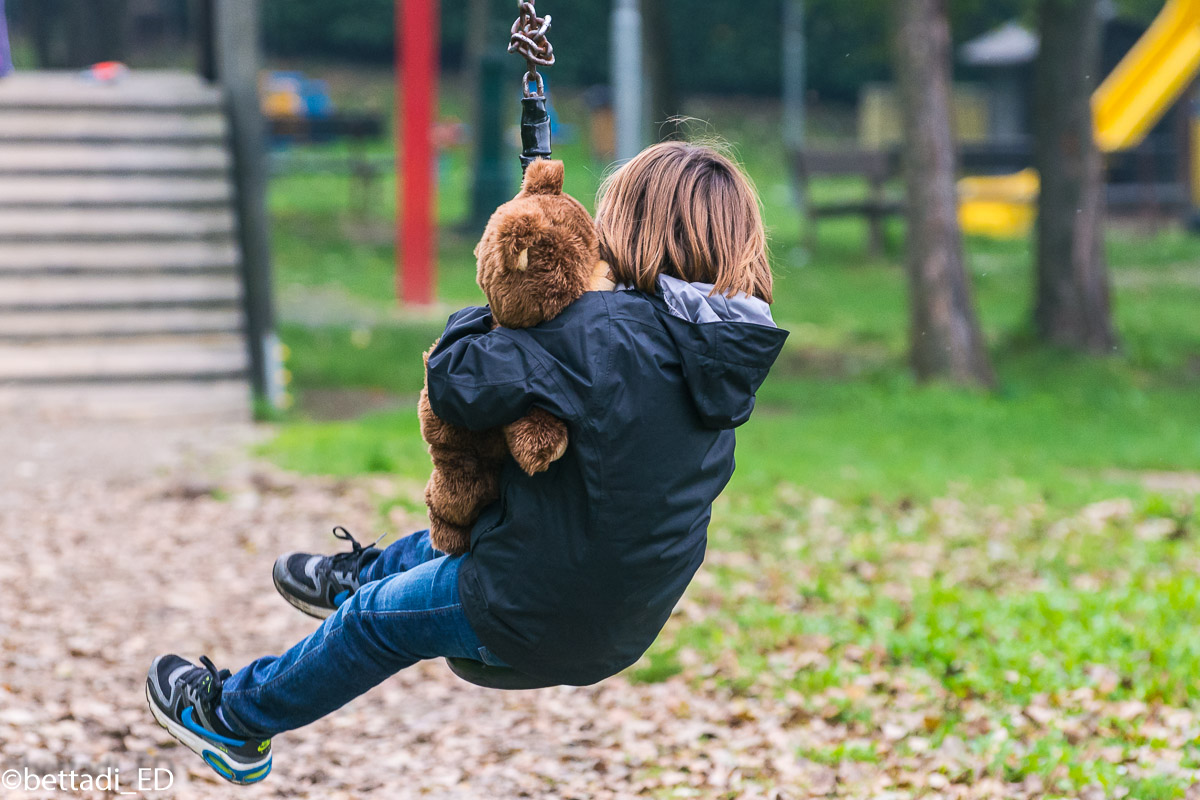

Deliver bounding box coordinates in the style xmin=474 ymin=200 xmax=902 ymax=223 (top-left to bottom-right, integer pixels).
xmin=0 ymin=421 xmax=816 ymax=800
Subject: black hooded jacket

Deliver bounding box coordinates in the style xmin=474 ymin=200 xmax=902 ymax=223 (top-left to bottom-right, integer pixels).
xmin=426 ymin=278 xmax=789 ymax=685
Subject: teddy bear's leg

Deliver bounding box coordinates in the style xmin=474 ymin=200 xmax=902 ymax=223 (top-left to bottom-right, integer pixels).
xmin=425 ymin=458 xmax=499 ymax=528
xmin=421 ymin=342 xmax=511 ymax=553
xmin=426 ymin=505 xmax=472 ymax=556
xmin=425 ymin=453 xmax=501 ymax=555
xmin=419 ymin=386 xmax=464 ymax=447
xmin=504 ymin=407 xmax=569 ymax=476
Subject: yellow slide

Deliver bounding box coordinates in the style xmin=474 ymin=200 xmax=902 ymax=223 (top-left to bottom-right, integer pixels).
xmin=959 ymin=0 xmax=1200 ymax=237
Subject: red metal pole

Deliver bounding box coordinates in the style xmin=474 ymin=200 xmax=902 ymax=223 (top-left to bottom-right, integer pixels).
xmin=396 ymin=0 xmax=438 ymax=305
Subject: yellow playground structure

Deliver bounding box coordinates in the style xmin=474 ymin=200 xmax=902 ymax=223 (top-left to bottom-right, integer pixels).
xmin=959 ymin=0 xmax=1200 ymax=237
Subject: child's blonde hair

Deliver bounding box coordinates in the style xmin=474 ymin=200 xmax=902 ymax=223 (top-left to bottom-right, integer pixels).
xmin=595 ymin=141 xmax=773 ymax=303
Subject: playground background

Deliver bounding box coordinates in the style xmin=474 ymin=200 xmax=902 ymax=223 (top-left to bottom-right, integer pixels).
xmin=2 ymin=2 xmax=1200 ymax=797
xmin=269 ymin=71 xmax=1200 ymax=796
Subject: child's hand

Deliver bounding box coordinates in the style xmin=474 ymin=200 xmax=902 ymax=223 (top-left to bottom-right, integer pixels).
xmin=590 ymin=260 xmax=615 ymax=292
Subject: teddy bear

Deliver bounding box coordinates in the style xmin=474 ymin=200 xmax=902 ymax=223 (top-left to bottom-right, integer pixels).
xmin=418 ymin=159 xmax=612 ymax=556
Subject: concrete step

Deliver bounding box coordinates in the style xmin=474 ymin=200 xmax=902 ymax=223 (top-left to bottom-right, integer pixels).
xmin=0 ymin=144 xmax=230 ymax=176
xmin=0 ymin=72 xmax=222 ymax=111
xmin=0 ymin=209 xmax=236 ymax=242
xmin=0 ymin=111 xmax=227 ymax=144
xmin=0 ymin=308 xmax=244 ymax=341
xmin=0 ymin=276 xmax=241 ymax=311
xmin=0 ymin=381 xmax=251 ymax=422
xmin=0 ymin=338 xmax=249 ymax=382
xmin=0 ymin=242 xmax=240 ymax=274
xmin=0 ymin=71 xmax=253 ymax=421
xmin=0 ymin=176 xmax=233 ymax=208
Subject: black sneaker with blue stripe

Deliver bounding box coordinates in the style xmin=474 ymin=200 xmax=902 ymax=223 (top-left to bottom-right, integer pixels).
xmin=145 ymin=654 xmax=272 ymax=785
xmin=272 ymin=526 xmax=381 ymax=619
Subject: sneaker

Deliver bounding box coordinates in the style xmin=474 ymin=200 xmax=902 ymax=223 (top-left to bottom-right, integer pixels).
xmin=272 ymin=526 xmax=381 ymax=619
xmin=145 ymin=654 xmax=272 ymax=785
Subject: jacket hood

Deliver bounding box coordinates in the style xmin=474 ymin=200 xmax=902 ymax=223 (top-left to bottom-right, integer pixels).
xmin=626 ymin=275 xmax=789 ymax=430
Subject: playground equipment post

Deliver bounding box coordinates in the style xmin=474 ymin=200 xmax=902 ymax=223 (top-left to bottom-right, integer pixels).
xmin=397 ymin=0 xmax=438 ymax=306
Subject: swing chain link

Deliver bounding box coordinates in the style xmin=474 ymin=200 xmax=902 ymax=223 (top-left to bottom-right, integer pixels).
xmin=509 ymin=1 xmax=554 ymax=98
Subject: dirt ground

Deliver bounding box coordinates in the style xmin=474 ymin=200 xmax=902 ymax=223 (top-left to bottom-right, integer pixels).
xmin=0 ymin=419 xmax=817 ymax=800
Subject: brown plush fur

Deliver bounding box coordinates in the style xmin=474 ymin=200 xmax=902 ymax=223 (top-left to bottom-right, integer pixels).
xmin=420 ymin=160 xmax=601 ymax=555
xmin=475 ymin=160 xmax=598 ymax=329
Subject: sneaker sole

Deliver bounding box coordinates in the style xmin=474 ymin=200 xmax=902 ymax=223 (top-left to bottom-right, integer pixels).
xmin=144 ymin=683 xmax=272 ymax=785
xmin=272 ymin=555 xmax=334 ymax=620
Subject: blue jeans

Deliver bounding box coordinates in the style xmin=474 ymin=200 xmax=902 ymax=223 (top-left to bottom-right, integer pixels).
xmin=220 ymin=530 xmax=505 ymax=737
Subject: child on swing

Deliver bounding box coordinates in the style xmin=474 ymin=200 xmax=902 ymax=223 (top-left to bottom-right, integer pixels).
xmin=145 ymin=141 xmax=789 ymax=784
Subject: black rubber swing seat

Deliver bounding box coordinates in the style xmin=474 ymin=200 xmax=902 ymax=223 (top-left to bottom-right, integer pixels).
xmin=444 ymin=658 xmax=558 ymax=690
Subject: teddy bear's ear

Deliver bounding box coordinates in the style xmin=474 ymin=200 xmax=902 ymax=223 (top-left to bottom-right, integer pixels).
xmin=521 ymin=159 xmax=565 ymax=196
xmin=491 ymin=206 xmax=549 ymax=271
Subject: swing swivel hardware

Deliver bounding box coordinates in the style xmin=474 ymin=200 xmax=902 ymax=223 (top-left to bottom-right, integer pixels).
xmin=510 ymin=1 xmax=554 ymax=171
xmin=509 ymin=1 xmax=555 ymax=98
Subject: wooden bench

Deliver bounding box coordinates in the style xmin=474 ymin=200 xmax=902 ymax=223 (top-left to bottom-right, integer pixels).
xmin=788 ymin=149 xmax=903 ymax=256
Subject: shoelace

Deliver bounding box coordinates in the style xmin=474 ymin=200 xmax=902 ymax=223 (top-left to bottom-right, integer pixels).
xmin=328 ymin=526 xmax=384 ymax=575
xmin=182 ymin=655 xmax=231 ymax=705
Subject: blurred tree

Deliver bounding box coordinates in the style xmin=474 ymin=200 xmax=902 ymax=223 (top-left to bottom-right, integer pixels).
xmin=248 ymin=0 xmax=1040 ymax=101
xmin=1111 ymin=0 xmax=1165 ymax=22
xmin=464 ymin=0 xmax=494 ymax=105
xmin=74 ymin=0 xmax=129 ymax=65
xmin=25 ymin=0 xmax=66 ymax=67
xmin=642 ymin=0 xmax=679 ymax=139
xmin=263 ymin=0 xmax=405 ymax=63
xmin=892 ymin=0 xmax=994 ymax=387
xmin=468 ymin=1 xmax=514 ymax=230
xmin=20 ymin=0 xmax=128 ymax=67
xmin=1031 ymin=0 xmax=1117 ymax=353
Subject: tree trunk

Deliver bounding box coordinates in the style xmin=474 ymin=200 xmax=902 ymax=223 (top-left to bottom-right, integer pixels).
xmin=641 ymin=0 xmax=677 ymax=139
xmin=1033 ymin=0 xmax=1118 ymax=353
xmin=463 ymin=0 xmax=494 ymax=107
xmin=467 ymin=0 xmax=512 ymax=230
xmin=891 ymin=0 xmax=994 ymax=386
xmin=71 ymin=0 xmax=129 ymax=66
xmin=30 ymin=0 xmax=128 ymax=68
xmin=30 ymin=0 xmax=66 ymax=68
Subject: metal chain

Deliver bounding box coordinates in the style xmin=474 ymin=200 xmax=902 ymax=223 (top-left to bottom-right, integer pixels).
xmin=509 ymin=1 xmax=554 ymax=97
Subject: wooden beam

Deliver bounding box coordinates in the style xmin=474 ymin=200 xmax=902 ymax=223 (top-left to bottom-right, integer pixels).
xmin=194 ymin=0 xmax=217 ymax=81
xmin=212 ymin=0 xmax=283 ymax=409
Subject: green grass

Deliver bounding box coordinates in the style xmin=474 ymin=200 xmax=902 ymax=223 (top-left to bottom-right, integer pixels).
xmin=261 ymin=75 xmax=1200 ymax=793
xmin=657 ymin=504 xmax=1200 ymax=707
xmin=266 ymin=82 xmax=1200 ymax=510
xmin=269 ymin=81 xmax=607 ymax=314
xmin=280 ymin=322 xmax=442 ymax=396
xmin=623 ymin=485 xmax=1200 ymax=794
xmin=271 ymin=217 xmax=1200 ymax=507
xmin=269 ymin=407 xmax=433 ymax=477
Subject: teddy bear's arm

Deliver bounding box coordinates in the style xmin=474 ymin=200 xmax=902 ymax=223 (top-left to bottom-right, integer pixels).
xmin=504 ymin=407 xmax=569 ymax=476
xmin=421 ymin=340 xmax=508 ymax=555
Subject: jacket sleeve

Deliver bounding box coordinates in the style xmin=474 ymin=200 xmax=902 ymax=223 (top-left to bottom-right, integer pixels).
xmin=426 ymin=306 xmax=549 ymax=431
